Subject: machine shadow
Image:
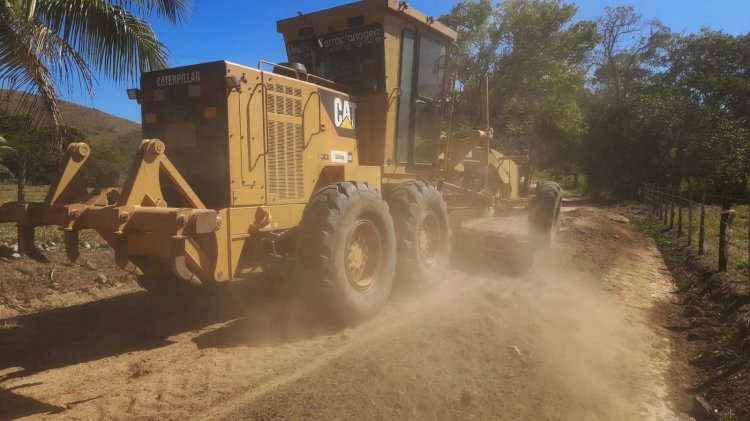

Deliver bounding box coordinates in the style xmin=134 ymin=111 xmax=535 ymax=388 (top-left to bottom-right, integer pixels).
xmin=0 ymin=384 xmax=65 ymax=419
xmin=0 ymin=277 xmax=339 ymax=380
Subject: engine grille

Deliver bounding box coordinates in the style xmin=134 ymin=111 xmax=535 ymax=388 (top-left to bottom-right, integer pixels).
xmin=266 ymin=83 xmax=304 ymax=200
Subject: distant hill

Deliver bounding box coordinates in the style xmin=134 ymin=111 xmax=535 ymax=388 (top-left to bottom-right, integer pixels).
xmin=0 ymin=90 xmax=140 ymax=145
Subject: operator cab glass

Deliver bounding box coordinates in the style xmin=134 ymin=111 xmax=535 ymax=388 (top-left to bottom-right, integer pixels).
xmin=286 ymin=25 xmax=386 ymax=97
xmin=396 ymin=33 xmax=449 ymax=166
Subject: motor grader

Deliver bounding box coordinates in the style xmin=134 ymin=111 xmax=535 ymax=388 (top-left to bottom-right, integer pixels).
xmin=0 ymin=0 xmax=547 ymax=321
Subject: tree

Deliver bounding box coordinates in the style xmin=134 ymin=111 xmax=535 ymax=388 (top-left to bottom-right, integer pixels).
xmin=0 ymin=110 xmax=85 ymax=201
xmin=441 ymin=0 xmax=598 ymax=189
xmin=666 ymin=30 xmax=750 ymax=126
xmin=593 ymin=6 xmax=671 ymax=101
xmin=0 ymin=0 xmax=189 ymax=147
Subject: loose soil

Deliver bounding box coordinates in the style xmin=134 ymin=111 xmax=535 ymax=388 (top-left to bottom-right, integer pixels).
xmin=0 ymin=204 xmax=697 ymax=420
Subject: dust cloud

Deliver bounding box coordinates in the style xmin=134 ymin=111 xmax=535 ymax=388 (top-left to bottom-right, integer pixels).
xmin=0 ymin=207 xmax=687 ymax=419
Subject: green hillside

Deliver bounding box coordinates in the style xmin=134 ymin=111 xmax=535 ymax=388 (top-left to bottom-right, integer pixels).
xmin=0 ymin=90 xmax=140 ymax=145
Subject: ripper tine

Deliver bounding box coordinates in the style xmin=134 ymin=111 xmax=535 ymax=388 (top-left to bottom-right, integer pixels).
xmin=114 ymin=235 xmax=143 ymax=276
xmin=64 ymin=230 xmax=96 ymax=270
xmin=18 ymin=225 xmax=49 ymax=263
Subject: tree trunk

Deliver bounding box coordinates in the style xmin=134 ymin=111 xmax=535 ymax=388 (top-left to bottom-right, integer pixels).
xmin=17 ymin=152 xmax=26 ymax=203
xmin=16 ymin=152 xmax=27 ymax=256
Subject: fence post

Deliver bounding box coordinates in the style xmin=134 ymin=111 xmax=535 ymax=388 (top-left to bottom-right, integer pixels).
xmin=656 ymin=186 xmax=662 ymax=220
xmin=718 ymin=199 xmax=730 ymax=273
xmin=699 ymin=187 xmax=706 ymax=255
xmin=688 ymin=191 xmax=693 ymax=247
xmin=669 ymin=195 xmax=675 ymax=230
xmin=663 ymin=187 xmax=669 ymax=225
xmin=677 ymin=191 xmax=683 ymax=236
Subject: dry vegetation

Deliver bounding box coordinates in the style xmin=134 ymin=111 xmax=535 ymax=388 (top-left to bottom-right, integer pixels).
xmin=0 ymin=90 xmax=139 ymax=145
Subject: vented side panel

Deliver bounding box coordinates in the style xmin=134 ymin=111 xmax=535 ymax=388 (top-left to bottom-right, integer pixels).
xmin=266 ymin=83 xmax=304 ymax=201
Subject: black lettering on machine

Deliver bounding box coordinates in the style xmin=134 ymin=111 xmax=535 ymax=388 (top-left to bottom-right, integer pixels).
xmin=286 ymin=24 xmax=384 ymax=61
xmin=156 ymin=71 xmax=201 ymax=88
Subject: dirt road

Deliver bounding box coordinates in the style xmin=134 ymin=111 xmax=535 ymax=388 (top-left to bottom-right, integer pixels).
xmin=0 ymin=204 xmax=694 ymax=420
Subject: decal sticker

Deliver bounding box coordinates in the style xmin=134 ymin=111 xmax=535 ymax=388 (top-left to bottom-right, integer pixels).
xmin=320 ymin=153 xmax=329 ymax=161
xmin=331 ymin=150 xmax=349 ymax=163
xmin=286 ymin=24 xmax=384 ymax=62
xmin=320 ymin=91 xmax=357 ymax=138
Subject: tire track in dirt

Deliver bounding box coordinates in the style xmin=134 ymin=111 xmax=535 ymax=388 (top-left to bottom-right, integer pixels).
xmin=199 ymin=272 xmax=490 ymax=420
xmin=0 ymin=206 xmax=693 ymax=420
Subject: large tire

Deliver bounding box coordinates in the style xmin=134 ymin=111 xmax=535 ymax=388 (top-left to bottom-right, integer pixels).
xmin=295 ymin=181 xmax=396 ymax=322
xmin=528 ymin=181 xmax=563 ymax=246
xmin=387 ymin=181 xmax=451 ymax=286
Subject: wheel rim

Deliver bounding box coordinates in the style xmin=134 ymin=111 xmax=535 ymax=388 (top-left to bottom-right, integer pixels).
xmin=418 ymin=210 xmax=442 ymax=267
xmin=345 ymin=219 xmax=382 ymax=291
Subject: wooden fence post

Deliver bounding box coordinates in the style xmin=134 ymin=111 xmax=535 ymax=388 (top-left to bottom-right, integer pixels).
xmin=718 ymin=199 xmax=731 ymax=273
xmin=688 ymin=191 xmax=693 ymax=247
xmin=677 ymin=191 xmax=683 ymax=236
xmin=669 ymin=197 xmax=675 ymax=230
xmin=699 ymin=188 xmax=706 ymax=255
xmin=655 ymin=185 xmax=661 ymax=217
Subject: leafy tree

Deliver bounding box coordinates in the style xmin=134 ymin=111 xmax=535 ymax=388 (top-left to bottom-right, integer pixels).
xmin=0 ymin=0 xmax=189 ymax=146
xmin=667 ymin=30 xmax=750 ymax=125
xmin=593 ymin=6 xmax=671 ymax=101
xmin=0 ymin=110 xmax=86 ymax=201
xmin=87 ymin=130 xmax=140 ymax=187
xmin=441 ymin=0 xmax=598 ymax=189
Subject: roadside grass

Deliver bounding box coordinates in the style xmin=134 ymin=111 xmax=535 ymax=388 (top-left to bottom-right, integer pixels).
xmin=632 ymin=207 xmax=747 ymax=421
xmin=671 ymin=202 xmax=749 ymax=274
xmin=0 ymin=183 xmax=102 ymax=244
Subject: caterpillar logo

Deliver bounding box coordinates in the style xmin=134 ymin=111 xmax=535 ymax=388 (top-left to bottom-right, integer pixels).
xmin=333 ymin=98 xmax=356 ymax=130
xmin=321 ymin=91 xmax=357 ymax=138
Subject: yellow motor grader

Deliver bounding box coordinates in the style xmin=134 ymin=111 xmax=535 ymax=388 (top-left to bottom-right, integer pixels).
xmin=0 ymin=0 xmax=549 ymax=321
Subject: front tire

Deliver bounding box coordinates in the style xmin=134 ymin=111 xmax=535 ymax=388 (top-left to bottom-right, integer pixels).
xmin=295 ymin=182 xmax=396 ymax=323
xmin=387 ymin=181 xmax=451 ymax=286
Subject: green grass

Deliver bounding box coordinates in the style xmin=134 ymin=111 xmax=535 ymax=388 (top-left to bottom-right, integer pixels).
xmin=678 ymin=202 xmax=750 ymax=272
xmin=0 ymin=183 xmax=102 ymax=244
xmin=641 ymin=197 xmax=750 ymax=281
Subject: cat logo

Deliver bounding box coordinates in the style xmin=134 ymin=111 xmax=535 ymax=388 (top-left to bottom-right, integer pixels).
xmin=333 ymin=98 xmax=356 ymax=130
xmin=321 ymin=91 xmax=357 ymax=138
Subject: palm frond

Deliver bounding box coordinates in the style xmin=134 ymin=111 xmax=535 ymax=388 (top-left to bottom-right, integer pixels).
xmin=0 ymin=3 xmax=62 ymax=138
xmin=38 ymin=0 xmax=177 ymax=83
xmin=0 ymin=0 xmax=96 ymax=148
xmin=111 ymin=0 xmax=191 ymax=24
xmin=0 ymin=135 xmax=15 ymax=155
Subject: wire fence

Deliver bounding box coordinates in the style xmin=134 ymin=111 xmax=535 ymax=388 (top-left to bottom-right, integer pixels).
xmin=641 ymin=184 xmax=750 ymax=292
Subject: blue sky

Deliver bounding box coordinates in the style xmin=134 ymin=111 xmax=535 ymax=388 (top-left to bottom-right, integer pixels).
xmin=64 ymin=0 xmax=750 ymax=123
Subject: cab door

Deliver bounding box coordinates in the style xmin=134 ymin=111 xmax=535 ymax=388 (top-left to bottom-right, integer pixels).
xmin=394 ymin=31 xmax=448 ymax=170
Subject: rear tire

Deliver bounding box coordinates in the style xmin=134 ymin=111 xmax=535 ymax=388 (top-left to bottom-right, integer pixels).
xmin=528 ymin=181 xmax=563 ymax=246
xmin=295 ymin=182 xmax=396 ymax=323
xmin=387 ymin=181 xmax=451 ymax=286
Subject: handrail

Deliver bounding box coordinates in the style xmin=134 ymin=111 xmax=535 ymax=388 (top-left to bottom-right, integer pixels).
xmin=257 ymin=59 xmax=352 ymax=96
xmin=257 ymin=60 xmax=303 ymax=80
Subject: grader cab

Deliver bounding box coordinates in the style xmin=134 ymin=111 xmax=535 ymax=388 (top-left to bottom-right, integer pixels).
xmin=0 ymin=0 xmax=543 ymax=322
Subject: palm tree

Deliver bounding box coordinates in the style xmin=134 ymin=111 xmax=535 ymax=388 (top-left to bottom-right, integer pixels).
xmin=0 ymin=0 xmax=190 ymax=148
